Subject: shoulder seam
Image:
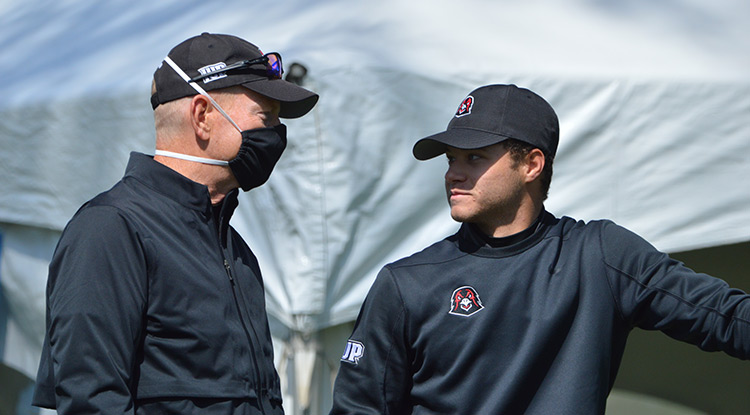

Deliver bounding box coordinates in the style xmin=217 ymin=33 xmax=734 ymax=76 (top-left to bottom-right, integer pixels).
xmin=601 ymin=232 xmax=750 ymax=327
xmin=379 ymin=266 xmax=409 ymax=414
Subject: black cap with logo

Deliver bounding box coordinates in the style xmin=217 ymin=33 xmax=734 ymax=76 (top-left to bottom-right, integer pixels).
xmin=413 ymin=84 xmax=559 ymax=160
xmin=151 ymin=32 xmax=318 ymax=119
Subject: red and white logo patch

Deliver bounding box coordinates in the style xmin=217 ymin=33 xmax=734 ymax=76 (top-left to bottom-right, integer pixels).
xmin=455 ymin=95 xmax=474 ymax=117
xmin=449 ymin=286 xmax=484 ymax=317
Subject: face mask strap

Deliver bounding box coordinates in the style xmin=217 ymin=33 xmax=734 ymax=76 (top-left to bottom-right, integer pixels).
xmin=153 ymin=149 xmax=229 ymax=166
xmin=163 ymin=56 xmax=243 ymax=133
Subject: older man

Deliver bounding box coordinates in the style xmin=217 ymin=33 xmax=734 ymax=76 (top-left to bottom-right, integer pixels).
xmin=33 ymin=33 xmax=318 ymax=414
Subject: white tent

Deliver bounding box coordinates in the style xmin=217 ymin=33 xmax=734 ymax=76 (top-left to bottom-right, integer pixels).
xmin=1 ymin=0 xmax=749 ymax=414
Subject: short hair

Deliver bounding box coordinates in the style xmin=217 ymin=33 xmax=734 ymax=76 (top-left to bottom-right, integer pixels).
xmin=153 ymin=97 xmax=190 ymax=147
xmin=502 ymin=139 xmax=554 ymax=201
xmin=152 ymin=86 xmax=242 ymax=147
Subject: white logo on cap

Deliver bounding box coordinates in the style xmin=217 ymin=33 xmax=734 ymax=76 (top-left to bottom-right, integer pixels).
xmin=197 ymin=62 xmax=228 ymax=84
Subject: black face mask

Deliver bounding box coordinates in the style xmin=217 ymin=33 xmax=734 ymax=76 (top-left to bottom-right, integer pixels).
xmin=153 ymin=58 xmax=289 ymax=192
xmin=229 ymin=124 xmax=287 ymax=191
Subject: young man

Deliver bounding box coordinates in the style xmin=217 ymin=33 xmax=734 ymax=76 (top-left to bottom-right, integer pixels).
xmin=32 ymin=33 xmax=318 ymax=414
xmin=329 ymin=84 xmax=749 ymax=415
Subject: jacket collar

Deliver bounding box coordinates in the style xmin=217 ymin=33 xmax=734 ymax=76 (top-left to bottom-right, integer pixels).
xmin=456 ymin=210 xmax=557 ymax=258
xmin=123 ymin=152 xmax=238 ymax=217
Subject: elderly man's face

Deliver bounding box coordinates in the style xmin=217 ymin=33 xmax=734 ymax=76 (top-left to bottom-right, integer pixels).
xmin=210 ymin=88 xmax=281 ymax=161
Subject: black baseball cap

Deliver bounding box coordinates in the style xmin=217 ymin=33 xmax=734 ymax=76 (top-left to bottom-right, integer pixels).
xmin=413 ymin=84 xmax=559 ymax=160
xmin=151 ymin=33 xmax=319 ymax=119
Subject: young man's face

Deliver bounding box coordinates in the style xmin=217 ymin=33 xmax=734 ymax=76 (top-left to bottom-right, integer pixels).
xmin=444 ymin=143 xmax=526 ymax=234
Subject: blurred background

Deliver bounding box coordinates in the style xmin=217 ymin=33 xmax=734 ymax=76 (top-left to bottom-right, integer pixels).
xmin=1 ymin=0 xmax=748 ymax=414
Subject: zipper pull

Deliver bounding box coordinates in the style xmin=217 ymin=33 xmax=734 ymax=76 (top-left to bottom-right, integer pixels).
xmin=224 ymin=259 xmax=234 ymax=283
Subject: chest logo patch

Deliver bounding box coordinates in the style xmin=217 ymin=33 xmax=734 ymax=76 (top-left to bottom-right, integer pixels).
xmin=449 ymin=286 xmax=484 ymax=317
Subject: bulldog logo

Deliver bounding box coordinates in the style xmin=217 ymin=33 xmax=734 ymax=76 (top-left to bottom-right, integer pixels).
xmin=455 ymin=95 xmax=474 ymax=117
xmin=449 ymin=286 xmax=484 ymax=317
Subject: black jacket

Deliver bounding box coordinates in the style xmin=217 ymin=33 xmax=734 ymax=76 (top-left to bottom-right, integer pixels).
xmin=33 ymin=152 xmax=283 ymax=414
xmin=330 ymin=211 xmax=750 ymax=415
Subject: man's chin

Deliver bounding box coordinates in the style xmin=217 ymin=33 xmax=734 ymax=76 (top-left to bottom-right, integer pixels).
xmin=450 ymin=210 xmax=473 ymax=223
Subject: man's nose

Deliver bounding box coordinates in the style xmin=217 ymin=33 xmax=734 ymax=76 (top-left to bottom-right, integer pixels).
xmin=445 ymin=163 xmax=465 ymax=183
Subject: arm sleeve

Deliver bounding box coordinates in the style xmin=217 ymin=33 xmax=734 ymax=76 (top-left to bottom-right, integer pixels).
xmin=47 ymin=206 xmax=148 ymax=414
xmin=601 ymin=221 xmax=750 ymax=359
xmin=330 ymin=267 xmax=412 ymax=415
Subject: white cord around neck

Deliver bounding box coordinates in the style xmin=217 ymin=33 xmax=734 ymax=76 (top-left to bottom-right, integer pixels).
xmin=153 ymin=150 xmax=230 ymax=166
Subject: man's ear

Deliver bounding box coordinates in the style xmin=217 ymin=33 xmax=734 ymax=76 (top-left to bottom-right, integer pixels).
xmin=190 ymin=94 xmax=211 ymax=141
xmin=525 ymin=148 xmax=545 ymax=183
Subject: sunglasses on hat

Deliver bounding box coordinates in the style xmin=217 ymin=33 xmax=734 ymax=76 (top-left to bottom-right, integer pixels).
xmin=189 ymin=52 xmax=283 ymax=83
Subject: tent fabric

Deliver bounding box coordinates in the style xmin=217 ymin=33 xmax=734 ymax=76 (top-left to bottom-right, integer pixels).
xmin=3 ymin=73 xmax=749 ymax=330
xmin=1 ymin=1 xmax=749 ymax=413
xmin=0 ymin=225 xmax=56 ymax=378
